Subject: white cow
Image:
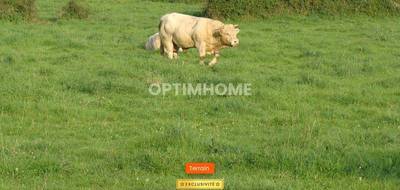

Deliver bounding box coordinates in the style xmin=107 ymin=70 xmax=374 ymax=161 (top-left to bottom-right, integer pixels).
xmin=159 ymin=13 xmax=240 ymax=66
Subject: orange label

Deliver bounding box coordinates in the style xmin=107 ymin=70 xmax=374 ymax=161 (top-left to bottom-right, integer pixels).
xmin=185 ymin=163 xmax=215 ymax=174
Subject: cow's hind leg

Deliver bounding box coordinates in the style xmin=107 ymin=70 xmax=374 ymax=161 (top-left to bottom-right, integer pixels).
xmin=160 ymin=42 xmax=165 ymax=55
xmin=172 ymin=43 xmax=180 ymax=59
xmin=161 ymin=38 xmax=174 ymax=59
xmin=159 ymin=25 xmax=174 ymax=59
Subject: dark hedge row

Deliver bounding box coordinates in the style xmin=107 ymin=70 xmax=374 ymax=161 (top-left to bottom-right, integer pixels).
xmin=205 ymin=0 xmax=400 ymax=19
xmin=150 ymin=0 xmax=400 ymax=19
xmin=150 ymin=0 xmax=205 ymax=3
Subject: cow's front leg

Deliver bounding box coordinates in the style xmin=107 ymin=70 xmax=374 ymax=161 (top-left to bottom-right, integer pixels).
xmin=196 ymin=42 xmax=207 ymax=65
xmin=209 ymin=51 xmax=220 ymax=67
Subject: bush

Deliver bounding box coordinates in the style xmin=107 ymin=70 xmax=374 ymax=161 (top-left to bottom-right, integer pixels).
xmin=205 ymin=0 xmax=400 ymax=19
xmin=0 ymin=0 xmax=37 ymax=21
xmin=59 ymin=0 xmax=89 ymax=19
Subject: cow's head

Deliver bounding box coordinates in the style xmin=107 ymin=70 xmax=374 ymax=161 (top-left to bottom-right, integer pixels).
xmin=215 ymin=24 xmax=240 ymax=47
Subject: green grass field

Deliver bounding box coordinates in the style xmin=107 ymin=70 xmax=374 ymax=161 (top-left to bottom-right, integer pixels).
xmin=1 ymin=0 xmax=400 ymax=189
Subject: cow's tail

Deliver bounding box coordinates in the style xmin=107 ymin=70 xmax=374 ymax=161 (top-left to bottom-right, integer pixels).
xmin=158 ymin=20 xmax=165 ymax=55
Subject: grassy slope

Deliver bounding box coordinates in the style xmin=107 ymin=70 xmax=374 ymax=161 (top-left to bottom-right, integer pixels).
xmin=0 ymin=0 xmax=399 ymax=189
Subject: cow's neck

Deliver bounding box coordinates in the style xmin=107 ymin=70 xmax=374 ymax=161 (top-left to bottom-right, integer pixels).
xmin=208 ymin=36 xmax=227 ymax=50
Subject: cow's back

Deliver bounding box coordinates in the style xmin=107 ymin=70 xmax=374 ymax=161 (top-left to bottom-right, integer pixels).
xmin=160 ymin=13 xmax=224 ymax=49
xmin=160 ymin=13 xmax=197 ymax=33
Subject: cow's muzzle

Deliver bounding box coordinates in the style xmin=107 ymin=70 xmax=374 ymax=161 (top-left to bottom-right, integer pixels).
xmin=231 ymin=40 xmax=239 ymax=47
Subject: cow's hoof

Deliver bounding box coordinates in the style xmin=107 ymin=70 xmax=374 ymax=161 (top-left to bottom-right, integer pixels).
xmin=209 ymin=62 xmax=217 ymax=67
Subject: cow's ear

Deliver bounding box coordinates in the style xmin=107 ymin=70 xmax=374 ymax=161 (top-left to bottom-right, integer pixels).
xmin=234 ymin=25 xmax=240 ymax=33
